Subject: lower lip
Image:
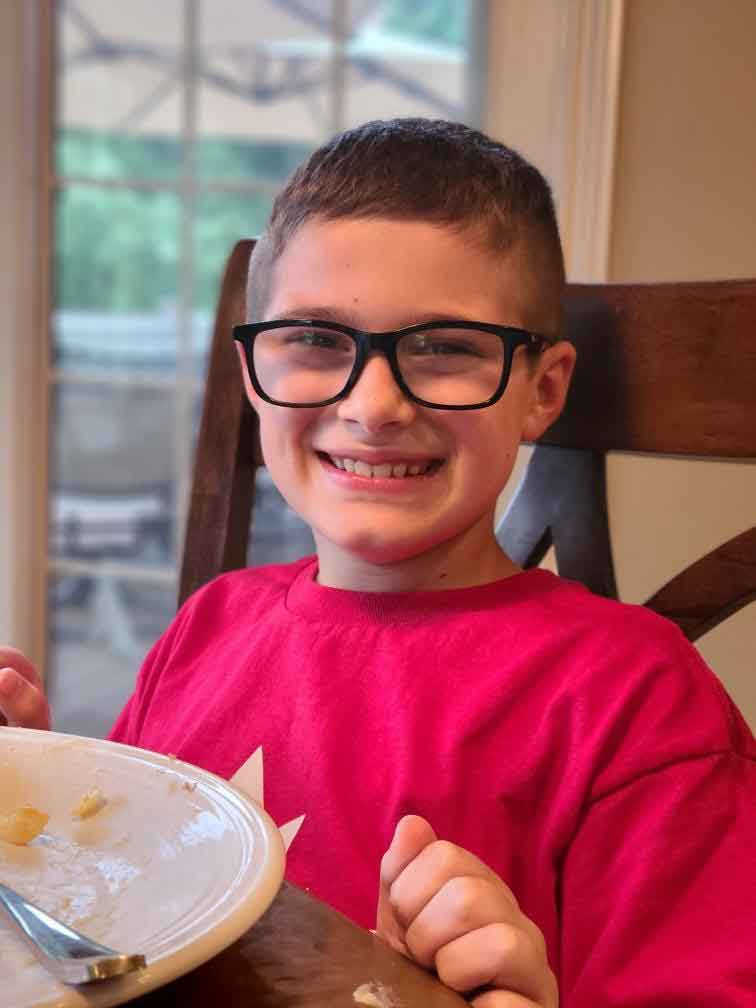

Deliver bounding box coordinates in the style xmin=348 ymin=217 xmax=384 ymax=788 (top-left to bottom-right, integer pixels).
xmin=317 ymin=455 xmax=443 ymax=493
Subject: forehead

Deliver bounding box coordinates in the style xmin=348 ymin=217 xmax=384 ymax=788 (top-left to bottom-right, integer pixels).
xmin=265 ymin=217 xmax=547 ymax=330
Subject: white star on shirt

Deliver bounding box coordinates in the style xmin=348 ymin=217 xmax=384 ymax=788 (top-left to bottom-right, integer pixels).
xmin=230 ymin=746 xmax=305 ymax=852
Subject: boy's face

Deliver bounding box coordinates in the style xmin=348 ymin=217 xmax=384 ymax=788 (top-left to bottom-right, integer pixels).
xmin=238 ymin=217 xmax=574 ymax=577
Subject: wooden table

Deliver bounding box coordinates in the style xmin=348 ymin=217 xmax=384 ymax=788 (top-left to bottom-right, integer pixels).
xmin=133 ymin=882 xmax=468 ymax=1006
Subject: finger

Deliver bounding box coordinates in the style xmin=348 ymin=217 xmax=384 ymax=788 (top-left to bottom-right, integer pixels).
xmin=389 ymin=839 xmax=514 ymax=933
xmin=381 ymin=815 xmax=438 ymax=888
xmin=404 ymin=875 xmax=517 ymax=968
xmin=435 ymin=923 xmax=557 ymax=1005
xmin=470 ymin=992 xmax=541 ymax=1008
xmin=0 ymin=668 xmax=51 ymax=730
xmin=376 ymin=815 xmax=437 ymax=952
xmin=0 ymin=647 xmax=41 ymax=688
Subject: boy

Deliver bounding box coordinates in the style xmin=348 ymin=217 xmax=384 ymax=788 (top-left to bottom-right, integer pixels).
xmin=1 ymin=119 xmax=754 ymax=1006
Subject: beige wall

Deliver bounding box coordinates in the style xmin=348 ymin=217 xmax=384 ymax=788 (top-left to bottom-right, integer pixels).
xmin=608 ymin=0 xmax=756 ymax=725
xmin=610 ymin=0 xmax=756 ymax=281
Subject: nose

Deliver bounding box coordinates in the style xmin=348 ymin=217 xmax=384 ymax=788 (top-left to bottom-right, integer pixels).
xmin=336 ymin=353 xmax=416 ymax=433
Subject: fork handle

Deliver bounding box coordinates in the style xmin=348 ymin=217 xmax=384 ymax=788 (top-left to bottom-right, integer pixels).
xmin=0 ymin=882 xmax=146 ymax=984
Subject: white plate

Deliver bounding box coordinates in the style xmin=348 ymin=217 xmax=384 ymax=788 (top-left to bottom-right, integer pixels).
xmin=0 ymin=728 xmax=285 ymax=1008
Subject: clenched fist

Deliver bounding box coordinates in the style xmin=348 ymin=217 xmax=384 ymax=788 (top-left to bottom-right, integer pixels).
xmin=376 ymin=816 xmax=557 ymax=1008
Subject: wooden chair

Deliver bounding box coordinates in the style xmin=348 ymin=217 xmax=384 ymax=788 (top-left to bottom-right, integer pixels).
xmin=179 ymin=238 xmax=756 ymax=643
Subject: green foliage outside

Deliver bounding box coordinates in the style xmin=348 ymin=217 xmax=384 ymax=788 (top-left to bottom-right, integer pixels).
xmin=54 ymin=0 xmax=470 ymax=313
xmin=55 ymin=131 xmax=310 ymax=312
xmin=379 ymin=0 xmax=469 ymax=49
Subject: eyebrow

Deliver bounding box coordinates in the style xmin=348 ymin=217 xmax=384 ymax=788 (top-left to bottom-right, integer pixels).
xmin=269 ymin=307 xmax=491 ymax=327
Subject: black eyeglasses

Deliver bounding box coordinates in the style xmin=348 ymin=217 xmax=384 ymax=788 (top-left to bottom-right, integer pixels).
xmin=233 ymin=318 xmax=549 ymax=411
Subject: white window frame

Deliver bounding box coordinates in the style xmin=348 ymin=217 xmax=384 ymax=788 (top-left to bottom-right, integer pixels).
xmin=0 ymin=0 xmax=625 ymax=671
xmin=0 ymin=0 xmax=52 ymax=667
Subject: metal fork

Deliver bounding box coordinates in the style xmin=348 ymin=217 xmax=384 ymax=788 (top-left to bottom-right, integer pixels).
xmin=0 ymin=882 xmax=146 ymax=984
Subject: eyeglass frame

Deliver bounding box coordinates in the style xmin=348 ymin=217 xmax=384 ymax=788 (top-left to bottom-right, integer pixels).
xmin=232 ymin=318 xmax=552 ymax=411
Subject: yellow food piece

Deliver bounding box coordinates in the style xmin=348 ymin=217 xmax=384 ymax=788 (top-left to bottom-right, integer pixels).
xmin=0 ymin=804 xmax=49 ymax=845
xmin=72 ymin=787 xmax=107 ymax=819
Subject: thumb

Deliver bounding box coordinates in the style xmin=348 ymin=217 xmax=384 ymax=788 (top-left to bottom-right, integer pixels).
xmin=376 ymin=814 xmax=437 ymax=953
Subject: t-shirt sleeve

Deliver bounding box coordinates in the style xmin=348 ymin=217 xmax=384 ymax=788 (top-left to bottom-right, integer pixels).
xmin=107 ymin=588 xmax=199 ymax=746
xmin=560 ymin=740 xmax=756 ymax=1004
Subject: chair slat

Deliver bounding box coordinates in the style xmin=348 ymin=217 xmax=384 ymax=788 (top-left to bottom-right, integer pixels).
xmin=497 ymin=446 xmax=618 ymax=599
xmin=546 ymin=280 xmax=756 ymax=456
xmin=644 ymin=528 xmax=756 ymax=641
xmin=179 ymin=239 xmax=258 ymax=607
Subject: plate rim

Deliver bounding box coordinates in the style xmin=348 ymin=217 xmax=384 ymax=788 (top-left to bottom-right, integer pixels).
xmin=0 ymin=727 xmax=286 ymax=1008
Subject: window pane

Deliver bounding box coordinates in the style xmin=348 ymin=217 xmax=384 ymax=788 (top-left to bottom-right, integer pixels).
xmin=343 ymin=0 xmax=469 ymax=127
xmin=47 ymin=573 xmax=175 ymax=737
xmin=192 ymin=190 xmax=272 ymax=315
xmin=49 ymin=382 xmax=177 ymax=570
xmin=53 ymin=186 xmax=180 ymax=377
xmin=56 ymin=0 xmax=184 ymax=181
xmin=196 ymin=0 xmax=331 ymax=180
xmin=46 ymin=0 xmax=483 ymax=740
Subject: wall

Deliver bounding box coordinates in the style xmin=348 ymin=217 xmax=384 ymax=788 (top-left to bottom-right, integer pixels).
xmin=606 ymin=0 xmax=755 ymax=724
xmin=610 ymin=0 xmax=756 ymax=281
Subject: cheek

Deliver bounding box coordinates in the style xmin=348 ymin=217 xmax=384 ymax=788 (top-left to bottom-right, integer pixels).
xmin=449 ymin=415 xmax=522 ymax=495
xmin=256 ymin=406 xmax=318 ymax=474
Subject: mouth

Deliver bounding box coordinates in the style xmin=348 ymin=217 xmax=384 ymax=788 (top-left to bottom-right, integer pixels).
xmin=317 ymin=452 xmax=444 ymax=479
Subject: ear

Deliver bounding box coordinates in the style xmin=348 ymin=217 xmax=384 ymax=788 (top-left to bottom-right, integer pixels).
xmin=521 ymin=340 xmax=577 ymax=442
xmin=235 ymin=343 xmax=260 ymax=410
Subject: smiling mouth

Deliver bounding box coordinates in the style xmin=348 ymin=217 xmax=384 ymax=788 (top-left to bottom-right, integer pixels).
xmin=318 ymin=453 xmax=444 ymax=479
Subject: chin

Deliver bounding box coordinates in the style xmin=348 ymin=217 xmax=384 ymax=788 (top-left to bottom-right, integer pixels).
xmin=323 ymin=524 xmax=451 ymax=567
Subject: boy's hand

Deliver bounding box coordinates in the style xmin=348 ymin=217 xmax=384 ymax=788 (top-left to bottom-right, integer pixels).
xmin=377 ymin=816 xmax=557 ymax=1007
xmin=0 ymin=647 xmax=51 ymax=730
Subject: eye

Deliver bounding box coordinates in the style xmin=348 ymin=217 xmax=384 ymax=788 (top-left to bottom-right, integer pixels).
xmin=408 ymin=333 xmax=487 ymax=358
xmin=283 ymin=327 xmax=352 ymax=352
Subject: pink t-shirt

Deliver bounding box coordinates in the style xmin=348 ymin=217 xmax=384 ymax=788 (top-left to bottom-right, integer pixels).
xmin=110 ymin=558 xmax=756 ymax=1004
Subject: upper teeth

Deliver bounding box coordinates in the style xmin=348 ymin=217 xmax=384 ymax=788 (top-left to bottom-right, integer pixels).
xmin=330 ymin=456 xmax=433 ymax=478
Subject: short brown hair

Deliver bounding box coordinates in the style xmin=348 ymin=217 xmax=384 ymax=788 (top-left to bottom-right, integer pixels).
xmin=247 ymin=118 xmax=565 ymax=327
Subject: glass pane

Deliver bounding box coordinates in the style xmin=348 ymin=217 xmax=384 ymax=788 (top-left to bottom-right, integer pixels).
xmin=56 ymin=0 xmax=184 ymax=180
xmin=248 ymin=469 xmax=315 ymax=567
xmin=193 ymin=190 xmax=271 ymax=311
xmin=344 ymin=0 xmax=469 ymax=127
xmin=49 ymin=382 xmax=177 ymax=570
xmin=53 ymin=186 xmax=181 ymax=377
xmin=47 ymin=573 xmax=175 ymax=738
xmin=196 ymin=0 xmax=332 ymax=180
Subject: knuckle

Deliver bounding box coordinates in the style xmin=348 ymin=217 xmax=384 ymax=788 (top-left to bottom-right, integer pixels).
xmin=427 ymin=839 xmax=460 ymax=873
xmin=443 ymin=875 xmax=484 ymax=925
xmin=403 ymin=925 xmax=435 ymax=969
xmin=532 ymin=923 xmax=548 ymax=959
xmin=5 ymin=683 xmax=46 ymax=729
xmin=491 ymin=920 xmax=525 ymax=960
xmin=518 ymin=915 xmax=548 ymax=962
xmin=386 ymin=877 xmax=410 ymax=922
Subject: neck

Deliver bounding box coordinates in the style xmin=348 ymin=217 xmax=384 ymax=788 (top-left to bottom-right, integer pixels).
xmin=313 ymin=516 xmax=521 ymax=593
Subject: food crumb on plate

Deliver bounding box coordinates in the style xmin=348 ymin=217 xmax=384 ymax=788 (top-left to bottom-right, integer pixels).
xmin=353 ymin=981 xmax=399 ymax=1006
xmin=72 ymin=787 xmax=107 ymax=819
xmin=0 ymin=804 xmax=49 ymax=845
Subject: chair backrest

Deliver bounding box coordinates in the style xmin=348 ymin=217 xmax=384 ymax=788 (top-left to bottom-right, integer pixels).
xmin=179 ymin=238 xmax=756 ymax=642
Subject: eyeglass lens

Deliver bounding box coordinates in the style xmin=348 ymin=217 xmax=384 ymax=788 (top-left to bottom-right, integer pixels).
xmin=252 ymin=324 xmax=507 ymax=406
